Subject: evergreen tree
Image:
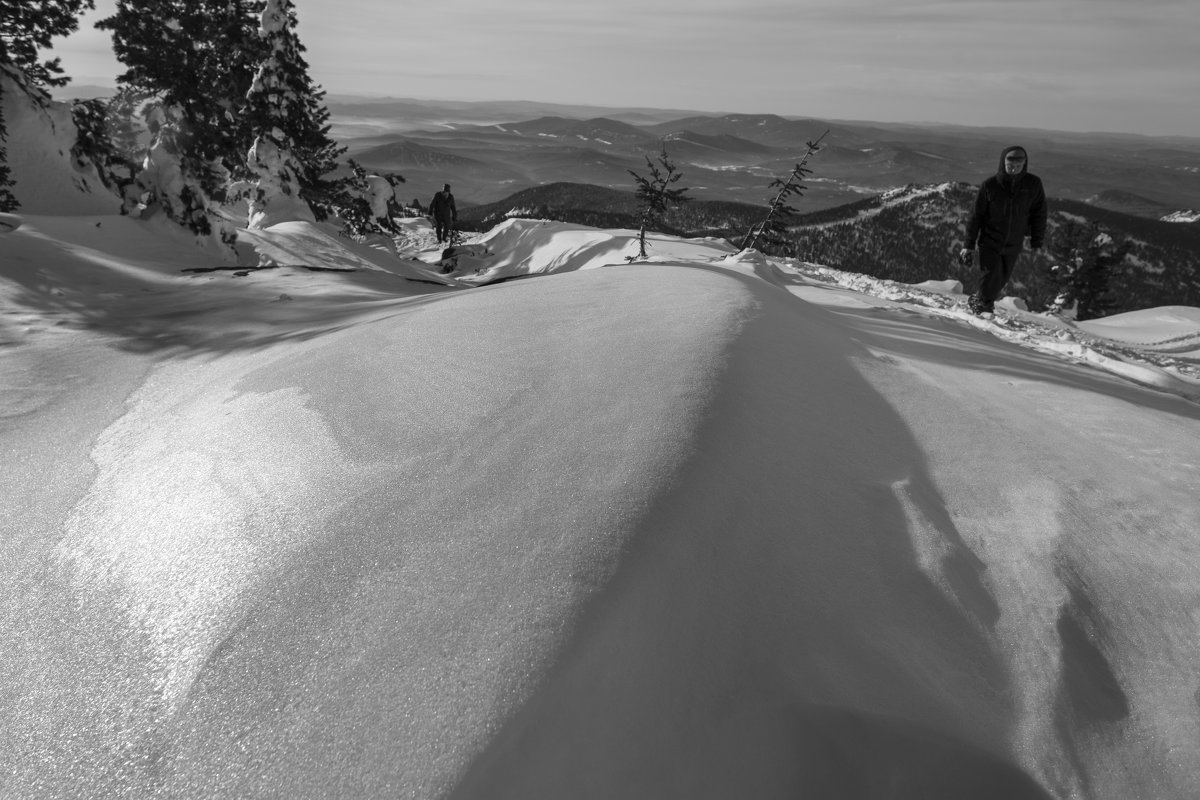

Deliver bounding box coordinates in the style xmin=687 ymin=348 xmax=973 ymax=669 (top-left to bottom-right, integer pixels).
xmin=361 ymin=170 xmax=405 ymax=230
xmin=742 ymin=130 xmax=828 ymax=253
xmin=328 ymin=159 xmax=408 ymax=239
xmin=97 ymin=0 xmax=262 ymax=256
xmin=625 ymin=141 xmax=688 ymax=262
xmin=99 ymin=0 xmax=262 ymax=193
xmin=0 ymin=0 xmax=95 ymax=89
xmin=240 ymin=0 xmax=347 ymax=228
xmin=1046 ymin=220 xmax=1127 ymax=321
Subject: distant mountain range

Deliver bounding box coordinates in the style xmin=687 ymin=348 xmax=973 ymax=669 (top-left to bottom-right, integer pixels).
xmin=455 ymin=180 xmax=1200 ymax=315
xmin=324 ymin=95 xmax=730 ymax=136
xmin=332 ymin=98 xmax=1200 ymax=222
xmin=50 ymin=91 xmax=1198 ymax=224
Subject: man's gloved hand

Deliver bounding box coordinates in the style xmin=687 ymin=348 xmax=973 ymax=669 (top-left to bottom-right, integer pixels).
xmin=958 ymin=248 xmax=974 ymax=267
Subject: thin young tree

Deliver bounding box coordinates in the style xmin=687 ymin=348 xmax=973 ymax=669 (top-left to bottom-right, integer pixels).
xmin=741 ymin=130 xmax=828 ymax=253
xmin=626 ymin=140 xmax=688 ymax=262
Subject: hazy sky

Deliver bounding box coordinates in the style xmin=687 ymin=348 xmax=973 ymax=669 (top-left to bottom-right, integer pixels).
xmin=52 ymin=0 xmax=1198 ymax=137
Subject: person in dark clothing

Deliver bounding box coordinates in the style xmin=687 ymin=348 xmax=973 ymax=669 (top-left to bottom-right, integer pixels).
xmin=960 ymin=146 xmax=1047 ymax=314
xmin=429 ymin=183 xmax=457 ymax=244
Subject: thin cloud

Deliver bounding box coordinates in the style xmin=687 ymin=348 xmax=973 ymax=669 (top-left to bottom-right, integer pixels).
xmin=44 ymin=0 xmax=1200 ymax=136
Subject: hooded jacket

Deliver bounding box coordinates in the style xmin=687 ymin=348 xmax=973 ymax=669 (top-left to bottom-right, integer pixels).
xmin=430 ymin=188 xmax=457 ymax=222
xmin=965 ymin=145 xmax=1047 ymax=253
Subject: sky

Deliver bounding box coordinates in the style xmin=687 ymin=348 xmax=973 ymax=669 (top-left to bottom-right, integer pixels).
xmin=46 ymin=0 xmax=1200 ymax=138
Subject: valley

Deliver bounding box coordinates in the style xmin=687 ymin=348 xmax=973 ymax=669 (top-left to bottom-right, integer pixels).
xmin=327 ymin=97 xmax=1200 ymax=317
xmin=331 ymin=96 xmax=1200 ymax=220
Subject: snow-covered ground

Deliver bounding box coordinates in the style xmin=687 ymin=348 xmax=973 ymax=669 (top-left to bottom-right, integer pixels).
xmin=4 ymin=74 xmax=1200 ymax=799
xmin=3 ymin=204 xmax=1200 ymax=799
xmin=1161 ymin=210 xmax=1199 ymax=224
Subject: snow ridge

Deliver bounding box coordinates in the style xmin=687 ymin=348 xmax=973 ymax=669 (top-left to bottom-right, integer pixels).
xmin=790 ymin=260 xmax=1200 ymax=399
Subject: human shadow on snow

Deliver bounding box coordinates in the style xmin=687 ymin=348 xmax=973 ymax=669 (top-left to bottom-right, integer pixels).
xmin=447 ymin=264 xmax=1054 ymax=800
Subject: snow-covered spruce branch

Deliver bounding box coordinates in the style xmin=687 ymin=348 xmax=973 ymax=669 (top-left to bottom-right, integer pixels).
xmin=0 ymin=0 xmax=95 ymax=90
xmin=85 ymin=0 xmax=378 ymax=255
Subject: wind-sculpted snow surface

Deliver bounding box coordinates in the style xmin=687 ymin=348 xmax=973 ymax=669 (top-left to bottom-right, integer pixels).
xmin=406 ymin=217 xmax=739 ymax=283
xmin=451 ymin=263 xmax=1053 ymax=800
xmin=791 ymin=261 xmax=1200 ymax=401
xmin=2 ymin=215 xmax=1200 ymax=799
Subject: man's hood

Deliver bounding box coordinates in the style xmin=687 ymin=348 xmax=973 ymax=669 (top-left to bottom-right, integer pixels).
xmin=997 ymin=145 xmax=1029 ymax=180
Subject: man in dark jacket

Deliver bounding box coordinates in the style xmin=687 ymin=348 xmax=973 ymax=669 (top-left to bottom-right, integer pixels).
xmin=959 ymin=146 xmax=1047 ymax=314
xmin=430 ymin=183 xmax=457 ymax=244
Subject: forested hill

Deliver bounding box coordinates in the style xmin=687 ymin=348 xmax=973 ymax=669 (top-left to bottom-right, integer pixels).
xmin=787 ymin=183 xmax=1200 ymax=315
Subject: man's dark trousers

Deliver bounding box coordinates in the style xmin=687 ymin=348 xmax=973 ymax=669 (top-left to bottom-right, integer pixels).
xmin=978 ymin=249 xmax=1021 ymax=307
xmin=435 ymin=219 xmax=451 ymax=243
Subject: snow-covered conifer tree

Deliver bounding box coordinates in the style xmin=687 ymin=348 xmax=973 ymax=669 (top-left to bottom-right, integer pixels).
xmin=240 ymin=0 xmax=346 ymax=228
xmin=98 ymin=0 xmax=260 ymax=257
xmin=1046 ymin=220 xmax=1126 ymax=320
xmin=100 ymin=0 xmax=261 ymax=166
xmin=363 ymin=172 xmax=405 ymax=229
xmin=327 ymin=159 xmax=407 ymax=239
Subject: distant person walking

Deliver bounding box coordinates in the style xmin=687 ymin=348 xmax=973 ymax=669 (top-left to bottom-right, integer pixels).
xmin=959 ymin=146 xmax=1047 ymax=315
xmin=430 ymin=183 xmax=457 ymax=244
